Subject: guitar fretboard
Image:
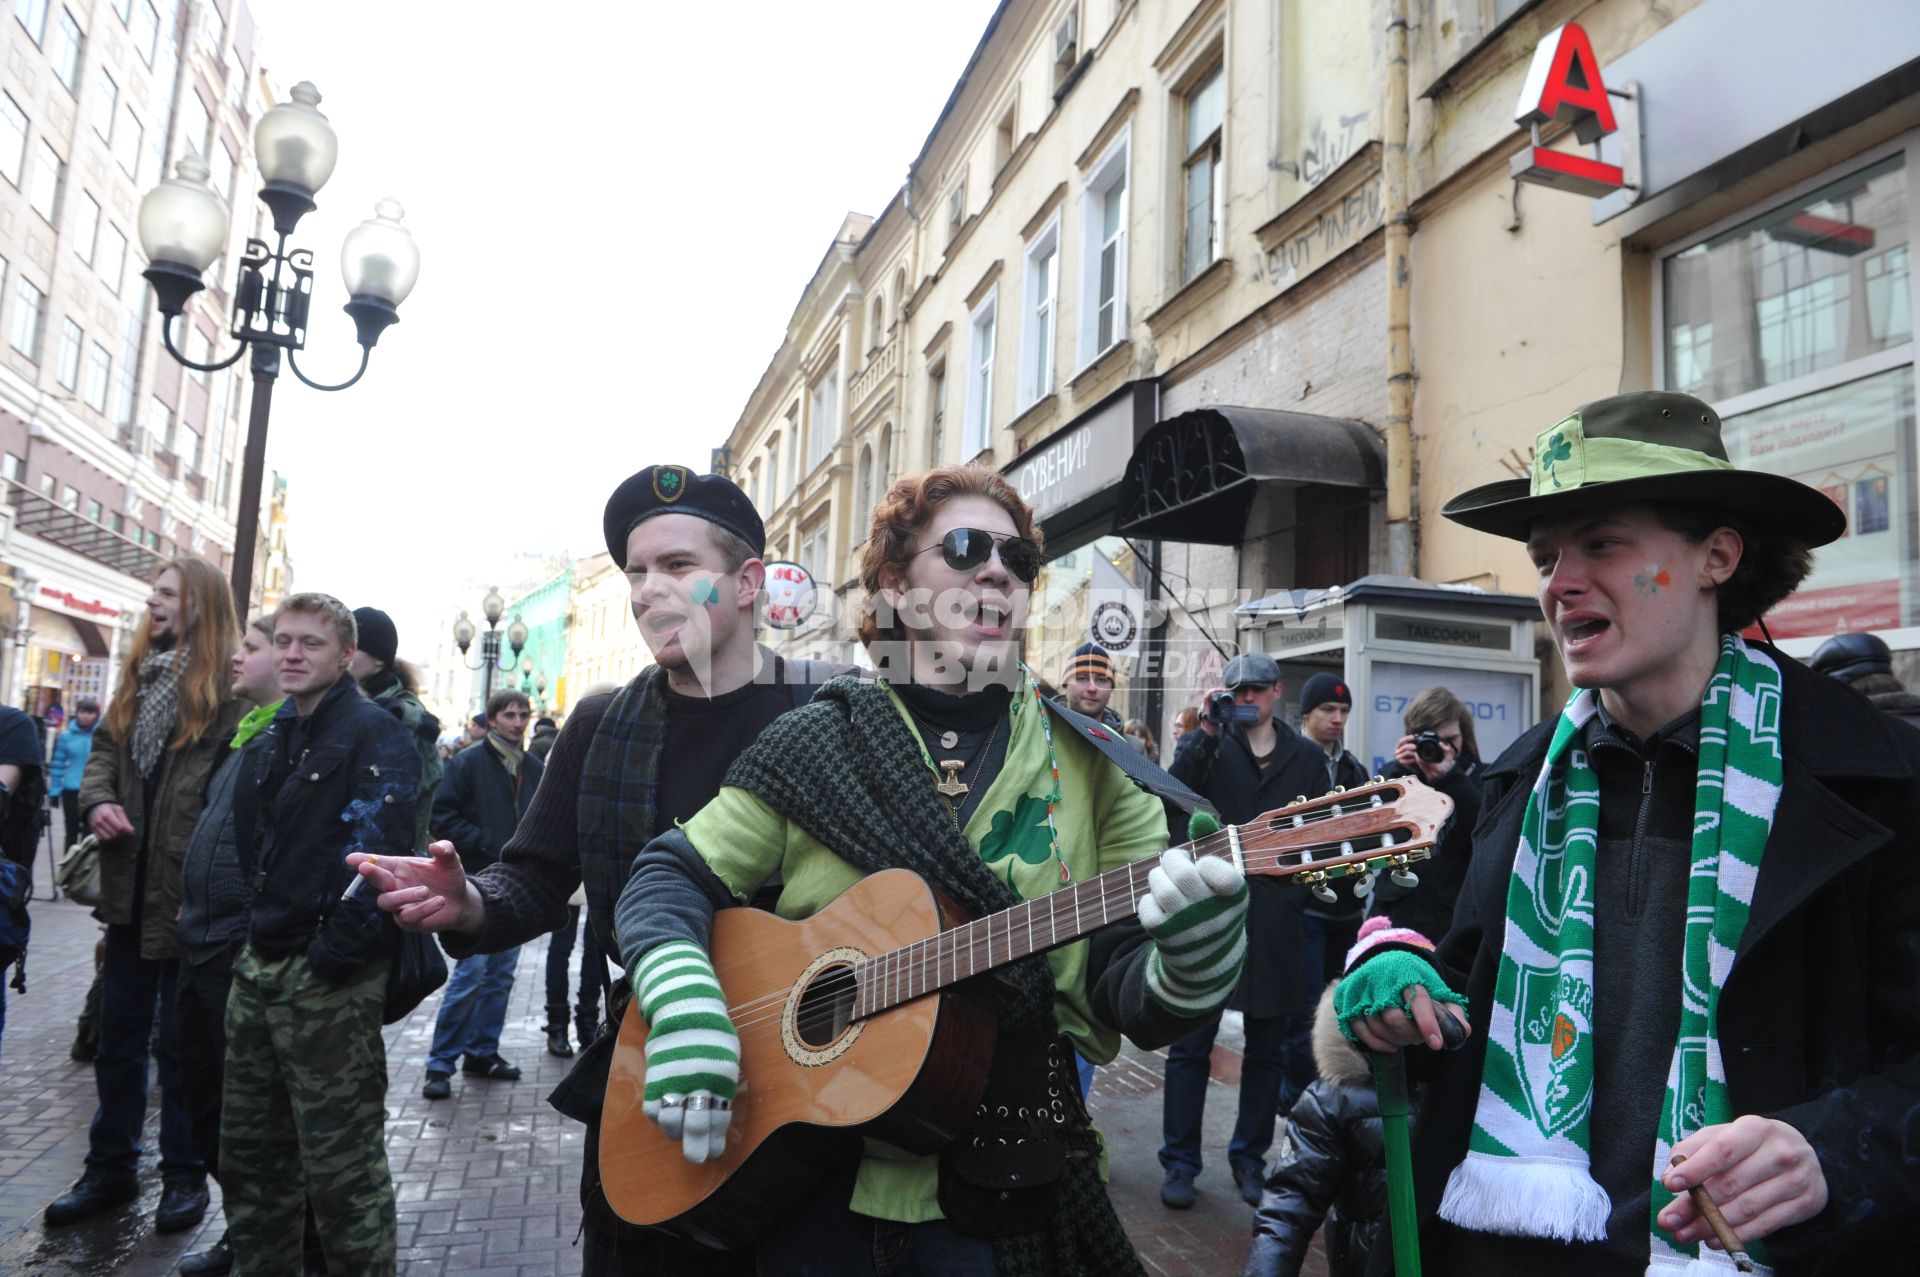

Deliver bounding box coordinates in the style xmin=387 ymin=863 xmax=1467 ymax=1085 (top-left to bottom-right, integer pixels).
xmin=850 ymin=851 xmax=1162 ymax=1020
xmin=845 ymin=785 xmax=1435 ymax=1022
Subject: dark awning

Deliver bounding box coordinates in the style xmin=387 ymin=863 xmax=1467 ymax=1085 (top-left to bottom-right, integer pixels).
xmin=1111 ymin=406 xmax=1385 ymax=544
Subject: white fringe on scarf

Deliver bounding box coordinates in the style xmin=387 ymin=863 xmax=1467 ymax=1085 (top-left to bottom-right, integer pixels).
xmin=1437 ymin=1151 xmax=1612 ymax=1241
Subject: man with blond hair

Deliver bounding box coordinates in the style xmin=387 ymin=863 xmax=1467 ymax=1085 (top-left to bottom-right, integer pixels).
xmin=221 ymin=594 xmax=420 ymax=1276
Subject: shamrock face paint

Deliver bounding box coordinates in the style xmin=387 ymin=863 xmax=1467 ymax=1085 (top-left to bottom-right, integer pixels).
xmin=690 ymin=577 xmax=721 ymax=607
xmin=1632 ymin=565 xmax=1672 ymax=595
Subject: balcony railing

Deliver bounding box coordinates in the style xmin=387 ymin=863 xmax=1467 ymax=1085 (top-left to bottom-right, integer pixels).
xmin=849 ymin=336 xmax=899 ymax=412
xmin=4 ymin=481 xmax=164 ymax=579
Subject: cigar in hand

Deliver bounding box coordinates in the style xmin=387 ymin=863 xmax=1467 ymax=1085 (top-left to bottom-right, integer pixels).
xmin=1668 ymin=1154 xmax=1755 ymax=1273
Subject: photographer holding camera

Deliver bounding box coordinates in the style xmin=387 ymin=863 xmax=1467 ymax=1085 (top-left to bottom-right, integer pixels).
xmin=1365 ymin=686 xmax=1484 ymax=943
xmin=1159 ymin=652 xmax=1331 ymax=1210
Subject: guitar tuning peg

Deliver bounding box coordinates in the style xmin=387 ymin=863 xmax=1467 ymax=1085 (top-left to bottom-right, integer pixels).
xmin=1353 ymin=871 xmax=1375 ymax=898
xmin=1311 ymin=883 xmax=1336 ymax=905
xmin=1390 ymin=868 xmax=1420 ymax=889
xmin=1293 ymin=795 xmax=1308 ymax=805
xmin=1332 ymin=785 xmax=1347 ymax=794
xmin=1371 ymin=774 xmax=1385 ymax=784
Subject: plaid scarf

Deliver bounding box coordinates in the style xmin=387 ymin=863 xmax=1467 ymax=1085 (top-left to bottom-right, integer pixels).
xmin=131 ymin=647 xmax=187 ymax=777
xmin=723 ymin=675 xmax=1144 ymax=1277
xmin=576 ymin=666 xmax=670 ymax=963
xmin=1439 ymin=636 xmax=1781 ymax=1273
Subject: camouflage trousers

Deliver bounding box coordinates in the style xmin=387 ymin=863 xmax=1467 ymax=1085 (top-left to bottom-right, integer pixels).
xmin=222 ymin=945 xmax=395 ymax=1277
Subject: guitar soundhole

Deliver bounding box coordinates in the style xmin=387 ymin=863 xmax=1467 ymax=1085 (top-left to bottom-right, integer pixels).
xmin=793 ymin=963 xmax=858 ymax=1049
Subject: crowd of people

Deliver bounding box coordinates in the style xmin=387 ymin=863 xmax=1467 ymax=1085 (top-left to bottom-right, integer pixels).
xmin=0 ymin=387 xmax=1913 ymax=1276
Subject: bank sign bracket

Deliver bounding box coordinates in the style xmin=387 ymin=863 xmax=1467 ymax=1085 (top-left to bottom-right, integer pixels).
xmin=1509 ymin=22 xmax=1642 ymax=213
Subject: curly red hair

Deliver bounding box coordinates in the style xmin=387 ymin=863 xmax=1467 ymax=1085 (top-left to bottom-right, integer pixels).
xmin=856 ymin=464 xmax=1044 ymax=647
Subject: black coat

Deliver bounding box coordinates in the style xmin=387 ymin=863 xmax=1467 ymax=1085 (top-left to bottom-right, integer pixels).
xmin=1245 ymin=988 xmax=1389 ymax=1277
xmin=1169 ymin=718 xmax=1332 ymax=1018
xmin=234 ymin=673 xmax=422 ymax=983
xmin=1373 ymin=652 xmax=1920 ymax=1275
xmin=431 ymin=736 xmax=543 ymax=873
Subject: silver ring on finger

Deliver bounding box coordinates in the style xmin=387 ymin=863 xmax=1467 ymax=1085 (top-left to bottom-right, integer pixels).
xmin=660 ymin=1094 xmax=685 ymax=1109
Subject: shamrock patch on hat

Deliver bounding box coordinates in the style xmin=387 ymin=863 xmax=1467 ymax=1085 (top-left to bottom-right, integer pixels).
xmin=653 ymin=465 xmax=688 ymax=503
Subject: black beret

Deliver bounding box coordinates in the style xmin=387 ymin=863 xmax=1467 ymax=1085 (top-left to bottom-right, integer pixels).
xmin=602 ymin=465 xmax=765 ymax=567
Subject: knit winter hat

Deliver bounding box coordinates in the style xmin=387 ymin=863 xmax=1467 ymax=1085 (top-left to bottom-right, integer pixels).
xmin=1299 ymin=671 xmax=1352 ymax=713
xmin=351 ymin=607 xmax=399 ymax=668
xmin=1064 ymin=643 xmax=1116 ymax=683
xmin=1343 ymin=914 xmax=1437 ymax=971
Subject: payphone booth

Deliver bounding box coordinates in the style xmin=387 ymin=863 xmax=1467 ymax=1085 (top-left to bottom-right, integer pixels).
xmin=1235 ymin=575 xmax=1544 ymax=777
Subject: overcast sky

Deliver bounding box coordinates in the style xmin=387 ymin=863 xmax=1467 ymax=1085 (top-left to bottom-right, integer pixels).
xmin=247 ymin=0 xmax=1001 ymax=661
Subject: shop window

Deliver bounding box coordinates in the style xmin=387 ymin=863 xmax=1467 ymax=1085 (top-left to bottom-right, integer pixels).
xmin=1 ymin=453 xmax=18 ymax=482
xmin=1662 ymin=149 xmax=1916 ymax=637
xmin=1025 ymin=535 xmax=1148 ymax=723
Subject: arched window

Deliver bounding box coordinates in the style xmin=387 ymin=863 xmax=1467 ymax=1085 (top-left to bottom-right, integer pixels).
xmin=870 ymin=296 xmax=885 ymax=354
xmin=893 ymin=268 xmax=908 ymax=325
xmin=857 ymin=443 xmax=875 ymax=532
xmin=878 ymin=423 xmax=893 ymax=498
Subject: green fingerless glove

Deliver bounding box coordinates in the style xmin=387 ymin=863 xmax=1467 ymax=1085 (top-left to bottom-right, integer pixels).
xmin=1333 ymin=949 xmax=1466 ymax=1044
xmin=635 ymin=940 xmax=740 ymax=1102
xmin=1187 ymin=809 xmax=1221 ymax=841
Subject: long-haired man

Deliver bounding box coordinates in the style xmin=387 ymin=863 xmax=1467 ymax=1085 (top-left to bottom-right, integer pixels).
xmin=49 ymin=556 xmax=241 ymax=1235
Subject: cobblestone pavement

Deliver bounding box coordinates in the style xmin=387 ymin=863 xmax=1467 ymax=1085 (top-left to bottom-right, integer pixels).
xmin=0 ymin=840 xmax=1325 ymax=1275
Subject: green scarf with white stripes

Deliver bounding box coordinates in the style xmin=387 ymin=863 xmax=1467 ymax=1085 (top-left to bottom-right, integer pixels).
xmin=1437 ymin=635 xmax=1782 ymax=1271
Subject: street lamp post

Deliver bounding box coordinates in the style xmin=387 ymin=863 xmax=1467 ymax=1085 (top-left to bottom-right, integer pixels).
xmin=452 ymin=587 xmax=528 ymax=709
xmin=137 ymin=82 xmax=421 ymax=611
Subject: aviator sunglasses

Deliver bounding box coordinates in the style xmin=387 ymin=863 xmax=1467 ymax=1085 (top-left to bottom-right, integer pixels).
xmin=911 ymin=528 xmax=1042 ymax=583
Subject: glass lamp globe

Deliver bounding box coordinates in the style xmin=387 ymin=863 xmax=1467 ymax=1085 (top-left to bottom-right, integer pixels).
xmin=253 ymin=81 xmax=339 ymax=194
xmin=137 ymin=155 xmax=230 ymax=272
xmin=452 ymin=611 xmax=475 ymax=651
xmin=482 ymin=588 xmax=504 ymax=626
xmin=506 ymin=616 xmax=529 ymax=653
xmin=341 ymin=198 xmax=420 ymax=308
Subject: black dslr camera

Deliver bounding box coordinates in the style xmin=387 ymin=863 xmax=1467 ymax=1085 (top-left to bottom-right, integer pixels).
xmin=1411 ymin=731 xmax=1448 ymax=764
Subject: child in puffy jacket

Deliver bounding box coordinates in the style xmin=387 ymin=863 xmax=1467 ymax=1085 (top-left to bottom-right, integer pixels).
xmin=1244 ymin=918 xmax=1433 ymax=1277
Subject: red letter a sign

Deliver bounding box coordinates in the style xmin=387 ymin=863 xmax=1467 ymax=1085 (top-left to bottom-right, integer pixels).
xmin=1511 ymin=23 xmax=1624 ymax=198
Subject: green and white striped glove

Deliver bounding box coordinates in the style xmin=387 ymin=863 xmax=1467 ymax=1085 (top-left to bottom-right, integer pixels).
xmin=635 ymin=939 xmax=740 ymax=1164
xmin=1137 ymin=846 xmax=1248 ymax=1017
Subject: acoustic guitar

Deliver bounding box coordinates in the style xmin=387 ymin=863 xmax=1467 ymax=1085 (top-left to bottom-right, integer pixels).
xmin=600 ymin=776 xmax=1454 ymax=1247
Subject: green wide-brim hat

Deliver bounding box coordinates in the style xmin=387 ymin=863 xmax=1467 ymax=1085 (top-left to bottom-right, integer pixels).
xmin=1440 ymin=390 xmax=1846 ymax=546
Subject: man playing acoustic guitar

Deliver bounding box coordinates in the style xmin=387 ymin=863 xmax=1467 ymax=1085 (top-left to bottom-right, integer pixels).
xmin=615 ymin=464 xmax=1248 ymax=1275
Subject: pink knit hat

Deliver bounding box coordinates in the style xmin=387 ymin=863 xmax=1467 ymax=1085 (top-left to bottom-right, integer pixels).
xmin=1343 ymin=915 xmax=1437 ymax=971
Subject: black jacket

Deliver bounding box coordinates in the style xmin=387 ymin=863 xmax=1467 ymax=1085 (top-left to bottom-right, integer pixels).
xmin=431 ymin=737 xmax=542 ymax=873
xmin=1373 ymin=651 xmax=1920 ymax=1275
xmin=1362 ymin=758 xmax=1482 ymax=944
xmin=1169 ymin=717 xmax=1332 ymax=1018
xmin=1246 ymin=986 xmax=1389 ymax=1277
xmin=234 ymin=673 xmax=422 ymax=983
